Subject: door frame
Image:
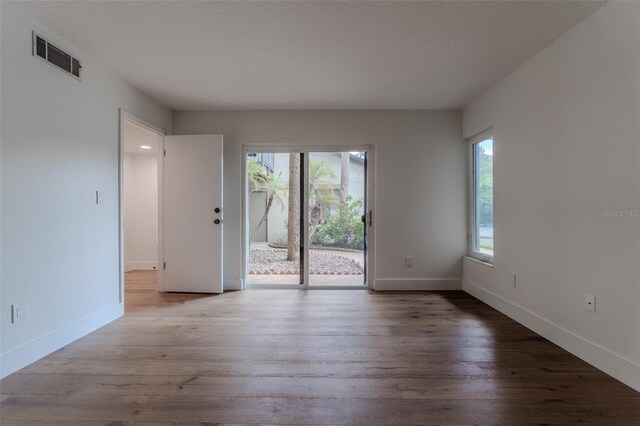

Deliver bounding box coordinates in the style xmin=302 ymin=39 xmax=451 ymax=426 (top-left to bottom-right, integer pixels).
xmin=118 ymin=109 xmax=166 ymax=302
xmin=241 ymin=144 xmax=376 ymax=290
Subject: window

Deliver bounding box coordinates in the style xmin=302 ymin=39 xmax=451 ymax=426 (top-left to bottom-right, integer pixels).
xmin=469 ymin=131 xmax=493 ymax=262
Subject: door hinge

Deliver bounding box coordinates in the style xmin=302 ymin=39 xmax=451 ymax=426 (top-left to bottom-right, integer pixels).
xmin=163 ymin=262 xmax=166 ymax=270
xmin=163 ymin=149 xmax=166 ymax=156
xmin=367 ymin=210 xmax=373 ymax=227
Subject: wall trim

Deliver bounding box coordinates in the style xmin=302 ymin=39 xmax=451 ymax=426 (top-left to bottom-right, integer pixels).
xmin=124 ymin=261 xmax=158 ymax=272
xmin=374 ymin=278 xmax=461 ymax=291
xmin=463 ymin=278 xmax=640 ymax=392
xmin=0 ymin=303 xmax=123 ymax=379
xmin=224 ymin=277 xmax=243 ymax=291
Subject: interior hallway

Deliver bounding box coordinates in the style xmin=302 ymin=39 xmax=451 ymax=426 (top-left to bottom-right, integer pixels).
xmin=0 ymin=271 xmax=638 ymax=424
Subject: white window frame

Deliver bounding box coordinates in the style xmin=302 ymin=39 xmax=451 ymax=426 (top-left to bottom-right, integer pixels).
xmin=468 ymin=128 xmax=494 ymax=264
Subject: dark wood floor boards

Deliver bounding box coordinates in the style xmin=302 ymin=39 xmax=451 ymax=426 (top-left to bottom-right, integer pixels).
xmin=1 ymin=270 xmax=638 ymax=425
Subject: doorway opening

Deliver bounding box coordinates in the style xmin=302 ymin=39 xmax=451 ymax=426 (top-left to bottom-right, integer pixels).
xmin=119 ymin=112 xmax=165 ymax=310
xmin=244 ymin=147 xmax=374 ymax=289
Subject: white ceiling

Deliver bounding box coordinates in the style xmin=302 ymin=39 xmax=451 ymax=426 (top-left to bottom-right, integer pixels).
xmin=123 ymin=121 xmax=160 ymax=155
xmin=13 ymin=1 xmax=604 ymax=110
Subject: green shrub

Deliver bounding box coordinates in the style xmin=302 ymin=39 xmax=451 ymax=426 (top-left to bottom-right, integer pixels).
xmin=313 ymin=196 xmax=365 ymax=249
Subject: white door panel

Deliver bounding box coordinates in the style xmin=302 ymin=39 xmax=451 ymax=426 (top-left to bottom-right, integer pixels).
xmin=163 ymin=135 xmax=223 ymax=293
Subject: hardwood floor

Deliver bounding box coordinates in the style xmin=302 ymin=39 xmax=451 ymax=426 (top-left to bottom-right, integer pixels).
xmin=1 ymin=270 xmax=638 ymax=424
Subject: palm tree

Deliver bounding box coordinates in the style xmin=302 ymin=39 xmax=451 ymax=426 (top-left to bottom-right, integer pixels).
xmin=286 ymin=157 xmax=338 ymax=259
xmin=248 ymin=159 xmax=285 ymax=242
xmin=247 ymin=159 xmax=268 ymax=190
xmin=308 ymin=160 xmax=336 ymax=240
xmin=340 ymin=152 xmax=350 ymax=202
xmin=309 ymin=159 xmax=336 ymax=190
xmin=287 ymin=153 xmax=301 ymax=261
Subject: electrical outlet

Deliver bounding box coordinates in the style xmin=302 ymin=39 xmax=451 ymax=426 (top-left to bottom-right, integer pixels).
xmin=11 ymin=303 xmax=25 ymax=324
xmin=405 ymin=256 xmax=414 ymax=267
xmin=510 ymin=274 xmax=517 ymax=287
xmin=585 ymin=294 xmax=596 ymax=313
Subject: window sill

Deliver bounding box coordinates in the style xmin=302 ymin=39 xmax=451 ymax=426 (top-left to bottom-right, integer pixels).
xmin=465 ymin=255 xmax=494 ymax=267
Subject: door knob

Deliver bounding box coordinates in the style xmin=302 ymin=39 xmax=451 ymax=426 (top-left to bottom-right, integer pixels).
xmin=214 ymin=219 xmax=222 ymax=224
xmin=214 ymin=207 xmax=221 ymax=213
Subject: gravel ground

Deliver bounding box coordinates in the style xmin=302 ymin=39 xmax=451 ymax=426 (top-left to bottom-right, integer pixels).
xmin=248 ymin=248 xmax=363 ymax=275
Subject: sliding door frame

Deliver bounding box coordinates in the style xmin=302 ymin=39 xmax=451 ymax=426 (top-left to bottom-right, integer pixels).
xmin=242 ymin=144 xmax=375 ymax=290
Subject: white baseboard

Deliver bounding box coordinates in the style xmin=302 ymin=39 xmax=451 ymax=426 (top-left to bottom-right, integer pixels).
xmin=374 ymin=278 xmax=461 ymax=291
xmin=124 ymin=261 xmax=157 ymax=272
xmin=0 ymin=303 xmax=123 ymax=379
xmin=463 ymin=278 xmax=640 ymax=392
xmin=224 ymin=277 xmax=243 ymax=291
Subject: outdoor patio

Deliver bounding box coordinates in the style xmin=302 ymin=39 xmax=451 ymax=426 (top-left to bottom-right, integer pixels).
xmin=248 ymin=243 xmax=365 ymax=286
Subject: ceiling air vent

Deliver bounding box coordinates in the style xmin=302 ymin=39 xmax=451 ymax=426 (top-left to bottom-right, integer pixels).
xmin=32 ymin=32 xmax=81 ymax=80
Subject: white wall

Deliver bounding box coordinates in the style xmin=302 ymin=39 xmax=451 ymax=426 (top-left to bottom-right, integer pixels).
xmin=124 ymin=153 xmax=158 ymax=271
xmin=173 ymin=110 xmax=465 ymax=291
xmin=462 ymin=2 xmax=640 ymax=390
xmin=0 ymin=4 xmax=172 ymax=377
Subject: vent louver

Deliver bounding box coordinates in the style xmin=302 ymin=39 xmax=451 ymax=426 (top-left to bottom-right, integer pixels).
xmin=32 ymin=32 xmax=81 ymax=80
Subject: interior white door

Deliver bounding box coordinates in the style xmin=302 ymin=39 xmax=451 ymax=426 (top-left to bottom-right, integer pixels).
xmin=163 ymin=135 xmax=223 ymax=293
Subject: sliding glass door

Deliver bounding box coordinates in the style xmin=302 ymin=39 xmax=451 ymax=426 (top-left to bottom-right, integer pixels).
xmin=247 ymin=152 xmax=302 ymax=285
xmin=307 ymin=152 xmax=367 ymax=287
xmin=245 ymin=148 xmax=371 ymax=288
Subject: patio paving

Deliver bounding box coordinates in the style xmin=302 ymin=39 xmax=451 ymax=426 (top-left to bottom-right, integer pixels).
xmin=247 ymin=245 xmax=366 ymax=286
xmin=249 ymin=248 xmax=363 ymax=275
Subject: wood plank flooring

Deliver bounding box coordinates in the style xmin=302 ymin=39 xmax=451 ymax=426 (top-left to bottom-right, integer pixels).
xmin=1 ymin=270 xmax=638 ymax=424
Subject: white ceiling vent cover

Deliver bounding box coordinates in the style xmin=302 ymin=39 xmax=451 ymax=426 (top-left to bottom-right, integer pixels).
xmin=32 ymin=31 xmax=81 ymax=80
